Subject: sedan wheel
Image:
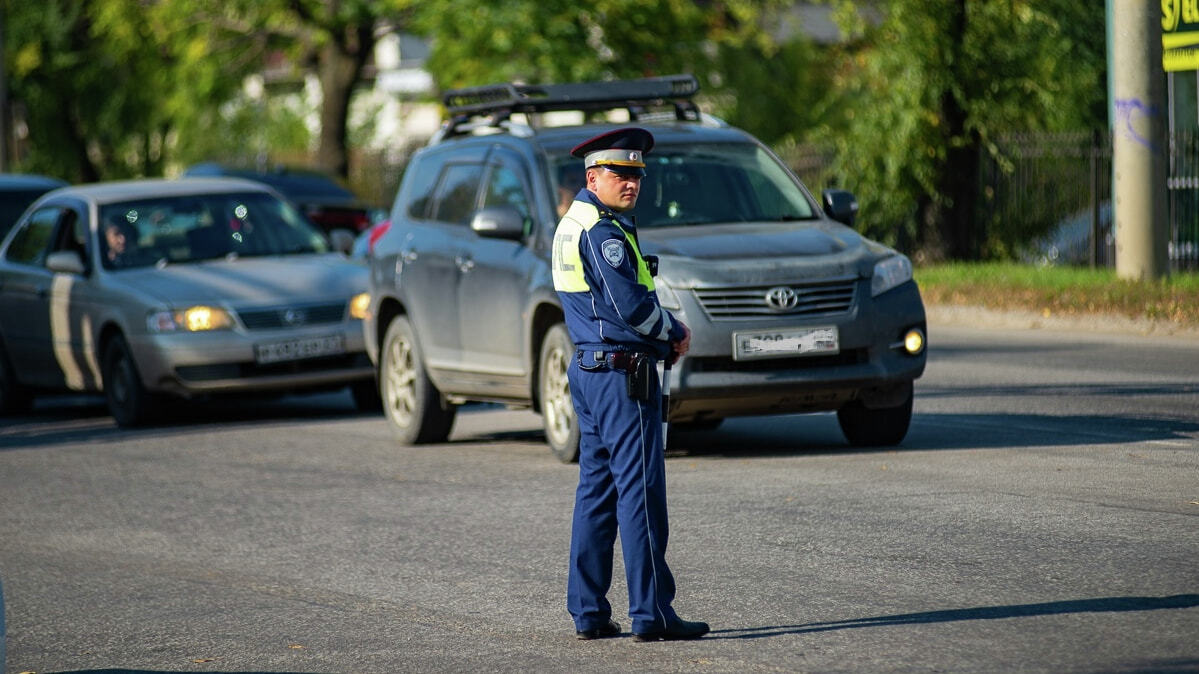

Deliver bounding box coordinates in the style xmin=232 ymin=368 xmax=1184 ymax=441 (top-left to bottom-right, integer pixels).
xmin=0 ymin=339 xmax=32 ymax=415
xmin=539 ymin=323 xmax=579 ymax=463
xmin=380 ymin=315 xmax=455 ymax=444
xmin=102 ymin=336 xmax=156 ymax=427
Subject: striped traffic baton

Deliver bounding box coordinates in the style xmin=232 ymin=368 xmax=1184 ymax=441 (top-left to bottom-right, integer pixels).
xmin=661 ymin=359 xmax=672 ymax=448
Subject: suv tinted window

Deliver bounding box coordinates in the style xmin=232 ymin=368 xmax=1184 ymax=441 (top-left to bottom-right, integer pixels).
xmin=483 ymin=164 xmax=531 ymax=221
xmin=430 ymin=164 xmax=483 ymax=226
xmin=404 ymin=161 xmax=441 ymax=220
xmin=552 ymin=141 xmax=815 ymax=228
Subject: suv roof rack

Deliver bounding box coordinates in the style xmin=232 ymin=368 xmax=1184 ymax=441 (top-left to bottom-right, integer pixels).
xmin=437 ymin=74 xmax=701 ymax=140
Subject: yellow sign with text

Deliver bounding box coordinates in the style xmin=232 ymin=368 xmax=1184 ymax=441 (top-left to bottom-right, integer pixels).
xmin=1164 ymin=0 xmax=1199 ymax=70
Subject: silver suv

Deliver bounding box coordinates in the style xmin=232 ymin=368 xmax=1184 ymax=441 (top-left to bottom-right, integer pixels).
xmin=365 ymin=75 xmax=927 ymax=462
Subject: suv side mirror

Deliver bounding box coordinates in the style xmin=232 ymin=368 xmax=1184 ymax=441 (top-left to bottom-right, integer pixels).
xmin=822 ymin=189 xmax=859 ymax=228
xmin=46 ymin=250 xmax=86 ymax=275
xmin=470 ymin=206 xmax=527 ymax=241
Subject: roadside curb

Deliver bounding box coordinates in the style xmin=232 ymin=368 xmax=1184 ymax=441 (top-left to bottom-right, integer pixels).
xmin=925 ymin=303 xmax=1199 ymax=341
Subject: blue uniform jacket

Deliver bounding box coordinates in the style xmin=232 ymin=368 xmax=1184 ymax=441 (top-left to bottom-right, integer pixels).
xmin=553 ymin=189 xmax=685 ymax=361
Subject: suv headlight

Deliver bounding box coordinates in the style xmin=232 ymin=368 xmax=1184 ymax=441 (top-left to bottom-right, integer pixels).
xmin=655 ymin=279 xmax=682 ymax=310
xmin=147 ymin=306 xmax=235 ymax=332
xmin=871 ymin=255 xmax=913 ymax=297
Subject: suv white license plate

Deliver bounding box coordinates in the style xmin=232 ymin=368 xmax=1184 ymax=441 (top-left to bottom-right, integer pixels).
xmin=255 ymin=334 xmax=345 ymax=364
xmin=733 ymin=326 xmax=839 ymax=360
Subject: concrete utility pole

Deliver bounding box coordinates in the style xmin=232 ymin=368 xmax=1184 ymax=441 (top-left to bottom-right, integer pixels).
xmin=1111 ymin=0 xmax=1169 ymax=280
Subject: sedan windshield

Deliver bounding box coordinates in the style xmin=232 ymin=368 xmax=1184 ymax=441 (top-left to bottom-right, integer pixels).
xmin=98 ymin=192 xmax=329 ymax=270
xmin=553 ymin=141 xmax=817 ymax=228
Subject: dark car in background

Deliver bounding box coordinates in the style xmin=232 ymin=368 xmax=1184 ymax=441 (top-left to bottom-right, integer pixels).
xmin=364 ymin=75 xmax=927 ymax=462
xmin=0 ymin=177 xmax=378 ymax=425
xmin=0 ymin=173 xmax=68 ymax=241
xmin=182 ymin=163 xmax=383 ymax=252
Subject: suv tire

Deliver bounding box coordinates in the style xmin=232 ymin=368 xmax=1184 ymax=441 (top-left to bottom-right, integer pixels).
xmin=380 ymin=315 xmax=455 ymax=444
xmin=538 ymin=323 xmax=580 ymax=463
xmin=836 ymin=382 xmax=913 ymax=447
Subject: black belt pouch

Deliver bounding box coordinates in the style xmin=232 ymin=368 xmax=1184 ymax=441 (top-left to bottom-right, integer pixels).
xmin=626 ymin=353 xmax=652 ymax=402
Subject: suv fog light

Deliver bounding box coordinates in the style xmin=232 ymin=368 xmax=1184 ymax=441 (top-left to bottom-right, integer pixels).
xmin=900 ymin=327 xmax=925 ymax=355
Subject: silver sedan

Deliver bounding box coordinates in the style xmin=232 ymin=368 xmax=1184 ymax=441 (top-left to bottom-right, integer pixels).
xmin=0 ymin=177 xmax=377 ymax=426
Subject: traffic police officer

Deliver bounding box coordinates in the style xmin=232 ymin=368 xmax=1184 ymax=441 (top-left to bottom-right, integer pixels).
xmin=552 ymin=127 xmax=709 ymax=642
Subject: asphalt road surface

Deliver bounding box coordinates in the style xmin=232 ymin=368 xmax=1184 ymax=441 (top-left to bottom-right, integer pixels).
xmin=1 ymin=324 xmax=1196 ymax=673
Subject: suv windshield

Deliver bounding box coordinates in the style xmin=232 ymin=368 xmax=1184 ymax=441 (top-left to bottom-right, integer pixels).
xmin=553 ymin=141 xmax=816 ymax=228
xmin=98 ymin=192 xmax=329 ymax=269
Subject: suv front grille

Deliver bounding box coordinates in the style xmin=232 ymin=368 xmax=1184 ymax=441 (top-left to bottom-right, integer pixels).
xmin=236 ymin=302 xmax=347 ymax=330
xmin=693 ymin=279 xmax=857 ymax=320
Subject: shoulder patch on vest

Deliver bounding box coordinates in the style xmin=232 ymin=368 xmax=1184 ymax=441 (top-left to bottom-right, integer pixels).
xmin=601 ymin=239 xmax=625 ymax=268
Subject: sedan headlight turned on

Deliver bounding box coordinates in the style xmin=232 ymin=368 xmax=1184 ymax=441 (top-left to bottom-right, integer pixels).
xmin=147 ymin=306 xmax=235 ymax=333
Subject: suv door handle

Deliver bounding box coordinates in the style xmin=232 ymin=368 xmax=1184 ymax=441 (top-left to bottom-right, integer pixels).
xmin=400 ymin=248 xmax=418 ymax=263
xmin=455 ymin=255 xmax=475 ymax=272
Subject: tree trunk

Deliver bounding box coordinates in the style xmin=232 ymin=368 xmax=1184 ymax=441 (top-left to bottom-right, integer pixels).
xmin=920 ymin=0 xmax=981 ymax=262
xmin=938 ymin=99 xmax=982 ymax=260
xmin=316 ymin=25 xmax=374 ymax=180
xmin=64 ymin=104 xmax=100 ymax=183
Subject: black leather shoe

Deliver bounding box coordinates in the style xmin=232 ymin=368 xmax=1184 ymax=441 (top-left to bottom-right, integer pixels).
xmin=633 ymin=618 xmax=710 ymax=642
xmin=576 ymin=619 xmax=622 ymax=640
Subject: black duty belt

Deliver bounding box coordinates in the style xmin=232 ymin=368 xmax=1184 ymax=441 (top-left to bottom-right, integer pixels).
xmin=579 ymin=349 xmax=654 ymax=373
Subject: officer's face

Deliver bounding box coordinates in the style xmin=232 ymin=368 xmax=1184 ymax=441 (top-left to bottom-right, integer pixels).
xmin=588 ymin=167 xmax=642 ymax=212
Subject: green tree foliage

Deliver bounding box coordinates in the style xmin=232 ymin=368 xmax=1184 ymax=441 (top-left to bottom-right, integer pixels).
xmin=816 ymin=0 xmax=1106 ymax=261
xmin=709 ymin=36 xmax=836 ymax=148
xmin=4 ymin=0 xmax=244 ymax=181
xmin=414 ymin=0 xmax=782 ymax=90
xmin=5 ymin=0 xmax=411 ymax=182
xmin=166 ymin=0 xmax=414 ymax=180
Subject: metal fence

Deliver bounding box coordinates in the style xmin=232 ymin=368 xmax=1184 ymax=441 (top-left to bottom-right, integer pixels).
xmin=984 ymin=131 xmax=1113 ymax=267
xmin=1167 ymin=131 xmax=1199 ymax=270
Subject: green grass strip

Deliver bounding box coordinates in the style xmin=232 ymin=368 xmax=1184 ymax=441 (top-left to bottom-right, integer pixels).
xmin=914 ymin=263 xmax=1199 ymax=325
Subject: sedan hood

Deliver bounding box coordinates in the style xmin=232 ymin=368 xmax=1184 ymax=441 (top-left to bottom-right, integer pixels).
xmin=107 ymin=254 xmax=367 ymax=307
xmin=638 ymin=221 xmax=895 ymax=286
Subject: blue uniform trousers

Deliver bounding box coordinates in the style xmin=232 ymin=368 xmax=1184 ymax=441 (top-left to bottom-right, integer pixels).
xmin=566 ymin=352 xmax=679 ymax=634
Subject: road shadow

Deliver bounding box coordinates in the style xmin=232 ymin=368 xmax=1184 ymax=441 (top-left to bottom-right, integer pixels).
xmin=46 ymin=666 xmax=330 ymax=671
xmin=709 ymin=593 xmax=1199 ymax=640
xmin=423 ymin=402 xmax=1199 ymax=457
xmin=0 ymin=390 xmax=378 ymax=451
xmin=918 ymin=380 xmax=1199 ymax=400
xmin=664 ymin=409 xmax=1199 ymax=458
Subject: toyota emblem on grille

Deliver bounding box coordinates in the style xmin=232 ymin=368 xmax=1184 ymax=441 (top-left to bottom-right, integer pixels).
xmin=764 ymin=286 xmax=799 ymax=311
xmin=282 ymin=309 xmax=306 ymax=326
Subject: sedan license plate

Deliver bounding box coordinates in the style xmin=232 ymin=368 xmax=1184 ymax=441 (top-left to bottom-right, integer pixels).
xmin=255 ymin=334 xmax=345 ymax=364
xmin=733 ymin=326 xmax=839 ymax=360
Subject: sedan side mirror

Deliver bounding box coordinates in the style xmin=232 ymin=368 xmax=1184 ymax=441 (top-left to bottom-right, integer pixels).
xmin=328 ymin=229 xmax=356 ymax=255
xmin=822 ymin=189 xmax=859 ymax=228
xmin=470 ymin=206 xmax=527 ymax=241
xmin=46 ymin=250 xmax=86 ymax=275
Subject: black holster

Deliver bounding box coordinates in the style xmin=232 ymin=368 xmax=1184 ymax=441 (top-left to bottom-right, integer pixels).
xmin=624 ymin=353 xmax=652 ymax=402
